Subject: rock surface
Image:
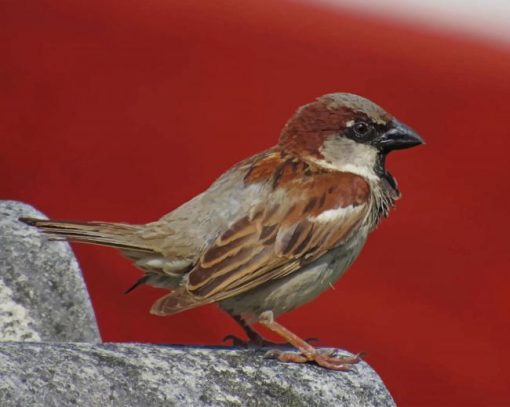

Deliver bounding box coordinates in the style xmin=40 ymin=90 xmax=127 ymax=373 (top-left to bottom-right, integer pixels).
xmin=0 ymin=201 xmax=100 ymax=342
xmin=0 ymin=342 xmax=395 ymax=407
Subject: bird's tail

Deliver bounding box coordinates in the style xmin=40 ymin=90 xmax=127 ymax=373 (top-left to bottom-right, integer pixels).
xmin=19 ymin=217 xmax=154 ymax=254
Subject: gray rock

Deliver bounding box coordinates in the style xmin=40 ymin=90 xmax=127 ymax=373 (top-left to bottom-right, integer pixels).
xmin=0 ymin=201 xmax=100 ymax=342
xmin=0 ymin=342 xmax=396 ymax=407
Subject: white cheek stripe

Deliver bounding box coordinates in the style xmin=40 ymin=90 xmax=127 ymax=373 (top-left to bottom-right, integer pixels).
xmin=313 ymin=160 xmax=379 ymax=181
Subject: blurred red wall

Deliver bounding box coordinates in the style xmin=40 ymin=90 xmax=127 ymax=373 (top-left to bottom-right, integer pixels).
xmin=2 ymin=1 xmax=510 ymax=405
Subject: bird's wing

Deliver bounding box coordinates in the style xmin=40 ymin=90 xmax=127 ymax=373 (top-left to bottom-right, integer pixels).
xmin=151 ymin=151 xmax=371 ymax=316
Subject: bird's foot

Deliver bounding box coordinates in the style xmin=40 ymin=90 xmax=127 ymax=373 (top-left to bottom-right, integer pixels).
xmin=265 ymin=349 xmax=364 ymax=371
xmin=257 ymin=310 xmax=361 ymax=371
xmin=223 ymin=334 xmax=319 ymax=348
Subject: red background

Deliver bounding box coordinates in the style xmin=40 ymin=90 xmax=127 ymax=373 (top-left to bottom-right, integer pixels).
xmin=2 ymin=1 xmax=510 ymax=405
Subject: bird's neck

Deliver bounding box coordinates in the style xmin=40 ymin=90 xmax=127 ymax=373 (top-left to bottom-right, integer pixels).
xmin=365 ymin=171 xmax=401 ymax=230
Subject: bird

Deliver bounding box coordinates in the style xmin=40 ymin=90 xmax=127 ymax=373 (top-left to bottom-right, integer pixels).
xmin=20 ymin=93 xmax=423 ymax=371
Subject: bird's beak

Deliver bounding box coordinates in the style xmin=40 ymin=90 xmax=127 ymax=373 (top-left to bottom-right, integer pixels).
xmin=376 ymin=120 xmax=425 ymax=152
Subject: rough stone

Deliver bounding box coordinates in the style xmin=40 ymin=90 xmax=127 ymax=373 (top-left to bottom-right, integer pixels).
xmin=0 ymin=342 xmax=396 ymax=407
xmin=0 ymin=200 xmax=100 ymax=342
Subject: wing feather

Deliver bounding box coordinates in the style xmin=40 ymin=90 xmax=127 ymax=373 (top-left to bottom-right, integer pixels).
xmin=150 ymin=152 xmax=371 ymax=316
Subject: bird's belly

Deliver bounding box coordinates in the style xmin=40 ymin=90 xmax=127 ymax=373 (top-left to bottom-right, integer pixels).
xmin=219 ymin=228 xmax=368 ymax=318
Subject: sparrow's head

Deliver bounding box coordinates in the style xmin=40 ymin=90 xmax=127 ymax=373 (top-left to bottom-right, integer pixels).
xmin=279 ymin=93 xmax=423 ymax=181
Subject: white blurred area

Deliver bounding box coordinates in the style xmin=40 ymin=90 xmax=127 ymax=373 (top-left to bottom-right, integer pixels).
xmin=309 ymin=0 xmax=510 ymax=44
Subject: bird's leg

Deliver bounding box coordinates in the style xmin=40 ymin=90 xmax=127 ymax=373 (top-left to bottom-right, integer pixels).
xmin=223 ymin=313 xmax=282 ymax=347
xmin=258 ymin=311 xmax=362 ymax=371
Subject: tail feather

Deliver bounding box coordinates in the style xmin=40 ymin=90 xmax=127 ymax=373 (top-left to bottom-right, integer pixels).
xmin=19 ymin=217 xmax=154 ymax=253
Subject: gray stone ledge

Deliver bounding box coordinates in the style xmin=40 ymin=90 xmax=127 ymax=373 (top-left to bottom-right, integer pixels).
xmin=0 ymin=201 xmax=100 ymax=342
xmin=0 ymin=342 xmax=395 ymax=407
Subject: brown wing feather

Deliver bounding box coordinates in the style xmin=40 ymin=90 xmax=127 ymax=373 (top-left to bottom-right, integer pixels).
xmin=150 ymin=153 xmax=370 ymax=316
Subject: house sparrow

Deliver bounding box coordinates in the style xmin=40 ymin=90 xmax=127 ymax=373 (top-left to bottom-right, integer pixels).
xmin=20 ymin=93 xmax=423 ymax=370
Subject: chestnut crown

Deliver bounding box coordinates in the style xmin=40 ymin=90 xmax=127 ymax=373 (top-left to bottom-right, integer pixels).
xmin=278 ymin=93 xmax=423 ymax=179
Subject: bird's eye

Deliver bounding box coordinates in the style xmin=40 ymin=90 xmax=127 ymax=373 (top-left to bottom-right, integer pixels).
xmin=353 ymin=121 xmax=371 ymax=136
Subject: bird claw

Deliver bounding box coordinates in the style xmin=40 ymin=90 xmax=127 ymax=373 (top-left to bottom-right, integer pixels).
xmin=264 ymin=349 xmax=308 ymax=363
xmin=264 ymin=348 xmax=364 ymax=371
